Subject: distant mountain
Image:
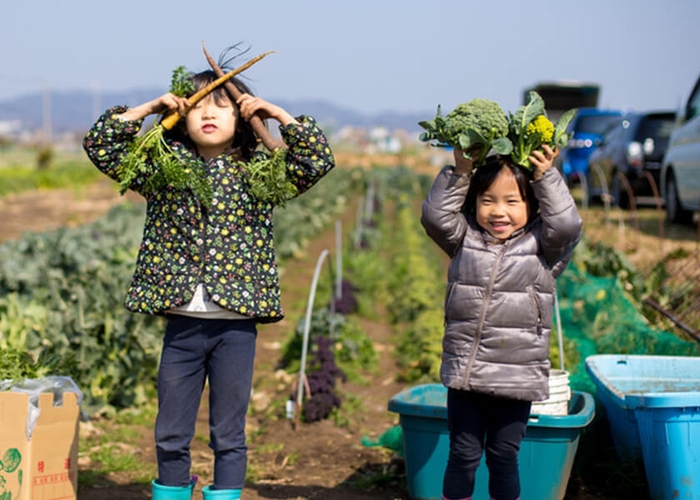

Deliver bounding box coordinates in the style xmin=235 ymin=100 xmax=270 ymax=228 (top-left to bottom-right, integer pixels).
xmin=0 ymin=89 xmax=428 ymax=135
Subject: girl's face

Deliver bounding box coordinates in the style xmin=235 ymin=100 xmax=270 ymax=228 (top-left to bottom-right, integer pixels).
xmin=476 ymin=167 xmax=530 ymax=241
xmin=185 ymin=93 xmax=239 ymax=160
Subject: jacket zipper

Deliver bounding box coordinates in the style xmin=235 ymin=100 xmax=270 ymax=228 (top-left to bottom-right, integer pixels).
xmin=463 ymin=243 xmax=508 ymax=386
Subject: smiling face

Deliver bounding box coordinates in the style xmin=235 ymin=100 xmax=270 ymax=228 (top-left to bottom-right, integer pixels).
xmin=475 ymin=166 xmax=530 ymax=241
xmin=185 ymin=92 xmax=239 ymax=160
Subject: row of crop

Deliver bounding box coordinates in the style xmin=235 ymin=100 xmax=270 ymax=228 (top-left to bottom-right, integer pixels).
xmin=342 ymin=166 xmax=447 ymax=383
xmin=273 ymin=166 xmax=437 ymax=424
xmin=343 ymin=166 xmax=700 ymax=392
xmin=0 ymin=167 xmax=357 ymax=414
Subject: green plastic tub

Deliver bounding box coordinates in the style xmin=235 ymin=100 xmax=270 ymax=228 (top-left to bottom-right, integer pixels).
xmin=388 ymin=384 xmax=595 ymax=500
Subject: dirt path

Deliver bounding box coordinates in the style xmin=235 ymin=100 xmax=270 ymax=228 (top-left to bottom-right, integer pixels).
xmin=0 ymin=180 xmax=141 ymax=244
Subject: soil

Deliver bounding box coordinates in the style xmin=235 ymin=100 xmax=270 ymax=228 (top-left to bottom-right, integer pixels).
xmin=2 ymin=175 xmax=697 ymax=500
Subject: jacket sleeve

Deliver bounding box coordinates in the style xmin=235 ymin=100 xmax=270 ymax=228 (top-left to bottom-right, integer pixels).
xmin=531 ymin=167 xmax=583 ymax=276
xmin=82 ymin=106 xmax=156 ymax=195
xmin=420 ymin=165 xmax=471 ymax=257
xmin=279 ymin=116 xmax=335 ymax=196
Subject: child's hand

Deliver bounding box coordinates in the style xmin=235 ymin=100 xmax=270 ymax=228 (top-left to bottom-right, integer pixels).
xmin=151 ymin=93 xmax=191 ymax=116
xmin=453 ymin=146 xmax=480 ymax=175
xmin=529 ymin=145 xmax=559 ymax=180
xmin=237 ymin=94 xmax=298 ymax=127
xmin=118 ymin=92 xmax=190 ymax=122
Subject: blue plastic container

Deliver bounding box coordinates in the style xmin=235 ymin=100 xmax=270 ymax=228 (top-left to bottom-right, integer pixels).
xmin=585 ymin=354 xmax=700 ymax=500
xmin=388 ymin=384 xmax=595 ymax=500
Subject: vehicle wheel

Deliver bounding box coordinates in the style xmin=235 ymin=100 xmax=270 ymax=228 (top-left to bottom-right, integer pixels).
xmin=665 ymin=173 xmax=692 ymax=223
xmin=611 ymin=175 xmax=629 ymax=209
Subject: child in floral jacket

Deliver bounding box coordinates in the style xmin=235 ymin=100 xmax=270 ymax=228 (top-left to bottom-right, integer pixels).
xmin=83 ymin=68 xmax=334 ymax=500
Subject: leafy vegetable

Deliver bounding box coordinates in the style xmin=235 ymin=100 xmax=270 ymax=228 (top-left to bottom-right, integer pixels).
xmin=243 ymin=147 xmax=298 ymax=207
xmin=169 ymin=66 xmax=195 ymax=97
xmin=117 ymin=51 xmax=273 ymax=207
xmin=419 ymin=99 xmax=513 ymax=165
xmin=302 ymin=336 xmax=346 ymax=423
xmin=508 ymin=91 xmax=577 ymax=168
xmin=419 ymin=92 xmax=577 ymax=169
xmin=117 ymin=125 xmax=213 ymax=207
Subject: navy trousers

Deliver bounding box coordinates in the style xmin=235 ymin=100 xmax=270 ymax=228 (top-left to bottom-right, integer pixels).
xmin=155 ymin=315 xmax=257 ymax=490
xmin=443 ymin=389 xmax=531 ymax=500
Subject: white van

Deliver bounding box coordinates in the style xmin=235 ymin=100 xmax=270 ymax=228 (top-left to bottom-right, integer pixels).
xmin=660 ymin=74 xmax=700 ymax=223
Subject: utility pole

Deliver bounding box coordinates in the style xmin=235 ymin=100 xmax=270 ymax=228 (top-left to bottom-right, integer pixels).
xmin=42 ymin=81 xmax=52 ymax=144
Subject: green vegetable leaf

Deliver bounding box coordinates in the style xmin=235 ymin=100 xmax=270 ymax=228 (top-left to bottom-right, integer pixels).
xmin=244 ymin=147 xmax=298 ymax=207
xmin=492 ymin=137 xmax=514 ymax=155
xmin=553 ymin=108 xmax=578 ymax=149
xmin=169 ymin=66 xmax=195 ymax=97
xmin=511 ymin=91 xmax=546 ymax=137
xmin=117 ymin=124 xmax=213 ymax=208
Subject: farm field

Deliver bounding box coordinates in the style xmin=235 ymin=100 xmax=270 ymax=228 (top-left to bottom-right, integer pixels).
xmin=1 ymin=153 xmax=698 ymax=500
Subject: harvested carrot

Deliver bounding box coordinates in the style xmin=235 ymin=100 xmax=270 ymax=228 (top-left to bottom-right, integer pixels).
xmin=202 ymin=42 xmax=285 ymax=151
xmin=160 ymin=50 xmax=274 ymax=130
xmin=117 ymin=51 xmax=273 ymax=207
xmin=201 ymin=43 xmax=299 ymax=206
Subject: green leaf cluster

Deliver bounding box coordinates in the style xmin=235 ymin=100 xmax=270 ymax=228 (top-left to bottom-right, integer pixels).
xmin=169 ymin=65 xmax=195 ymax=97
xmin=117 ymin=125 xmax=213 ymax=208
xmin=244 ymin=147 xmax=299 ymax=207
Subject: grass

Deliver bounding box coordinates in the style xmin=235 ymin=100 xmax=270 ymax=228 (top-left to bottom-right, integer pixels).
xmin=79 ymin=416 xmax=157 ymax=486
xmin=0 ymin=146 xmax=101 ymax=197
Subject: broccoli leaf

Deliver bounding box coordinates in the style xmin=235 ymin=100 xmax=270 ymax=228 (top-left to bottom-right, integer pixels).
xmin=511 ymin=91 xmax=546 ymax=138
xmin=553 ymin=108 xmax=578 ymax=149
xmin=492 ymin=137 xmax=514 ymax=155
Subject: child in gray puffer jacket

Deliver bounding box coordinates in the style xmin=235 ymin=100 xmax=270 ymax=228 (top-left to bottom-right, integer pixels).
xmin=421 ymin=144 xmax=582 ymax=500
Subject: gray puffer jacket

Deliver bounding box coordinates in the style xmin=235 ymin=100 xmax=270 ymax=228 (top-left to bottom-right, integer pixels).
xmin=421 ymin=166 xmax=582 ymax=402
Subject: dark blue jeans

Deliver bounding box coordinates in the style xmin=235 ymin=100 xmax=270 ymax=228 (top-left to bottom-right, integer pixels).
xmin=443 ymin=389 xmax=531 ymax=500
xmin=155 ymin=315 xmax=257 ymax=490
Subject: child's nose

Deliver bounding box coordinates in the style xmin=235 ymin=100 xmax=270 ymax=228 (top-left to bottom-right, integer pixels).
xmin=492 ymin=202 xmax=506 ymax=214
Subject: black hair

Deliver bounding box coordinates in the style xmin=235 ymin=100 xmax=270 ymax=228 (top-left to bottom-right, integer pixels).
xmin=164 ymin=69 xmax=262 ymax=162
xmin=462 ymin=155 xmax=539 ymax=220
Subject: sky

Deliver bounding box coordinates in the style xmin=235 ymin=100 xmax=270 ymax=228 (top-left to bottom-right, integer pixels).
xmin=2 ymin=0 xmax=700 ymax=118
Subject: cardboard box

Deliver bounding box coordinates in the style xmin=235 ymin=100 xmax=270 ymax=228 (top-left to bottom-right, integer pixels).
xmin=0 ymin=390 xmax=79 ymax=500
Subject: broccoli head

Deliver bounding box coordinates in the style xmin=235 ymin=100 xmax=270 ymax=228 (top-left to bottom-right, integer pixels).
xmin=419 ymin=98 xmax=513 ymax=165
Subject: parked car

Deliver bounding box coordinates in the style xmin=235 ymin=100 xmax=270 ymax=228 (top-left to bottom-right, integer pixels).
xmin=587 ymin=110 xmax=677 ymax=207
xmin=558 ymin=108 xmax=623 ymax=185
xmin=660 ymin=74 xmax=700 ymax=223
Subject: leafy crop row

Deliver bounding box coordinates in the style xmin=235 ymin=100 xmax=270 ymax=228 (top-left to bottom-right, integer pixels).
xmin=0 ymin=168 xmax=356 ymax=414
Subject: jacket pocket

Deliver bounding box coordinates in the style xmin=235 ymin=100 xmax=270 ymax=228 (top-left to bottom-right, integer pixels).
xmin=528 ymin=285 xmax=544 ymax=336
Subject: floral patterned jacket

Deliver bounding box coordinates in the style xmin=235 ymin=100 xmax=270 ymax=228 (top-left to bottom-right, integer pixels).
xmin=83 ymin=106 xmax=335 ymax=323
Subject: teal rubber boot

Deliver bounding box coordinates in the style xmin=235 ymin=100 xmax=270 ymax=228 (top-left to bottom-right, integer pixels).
xmin=151 ymin=478 xmax=196 ymax=500
xmin=201 ymin=485 xmax=242 ymax=499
